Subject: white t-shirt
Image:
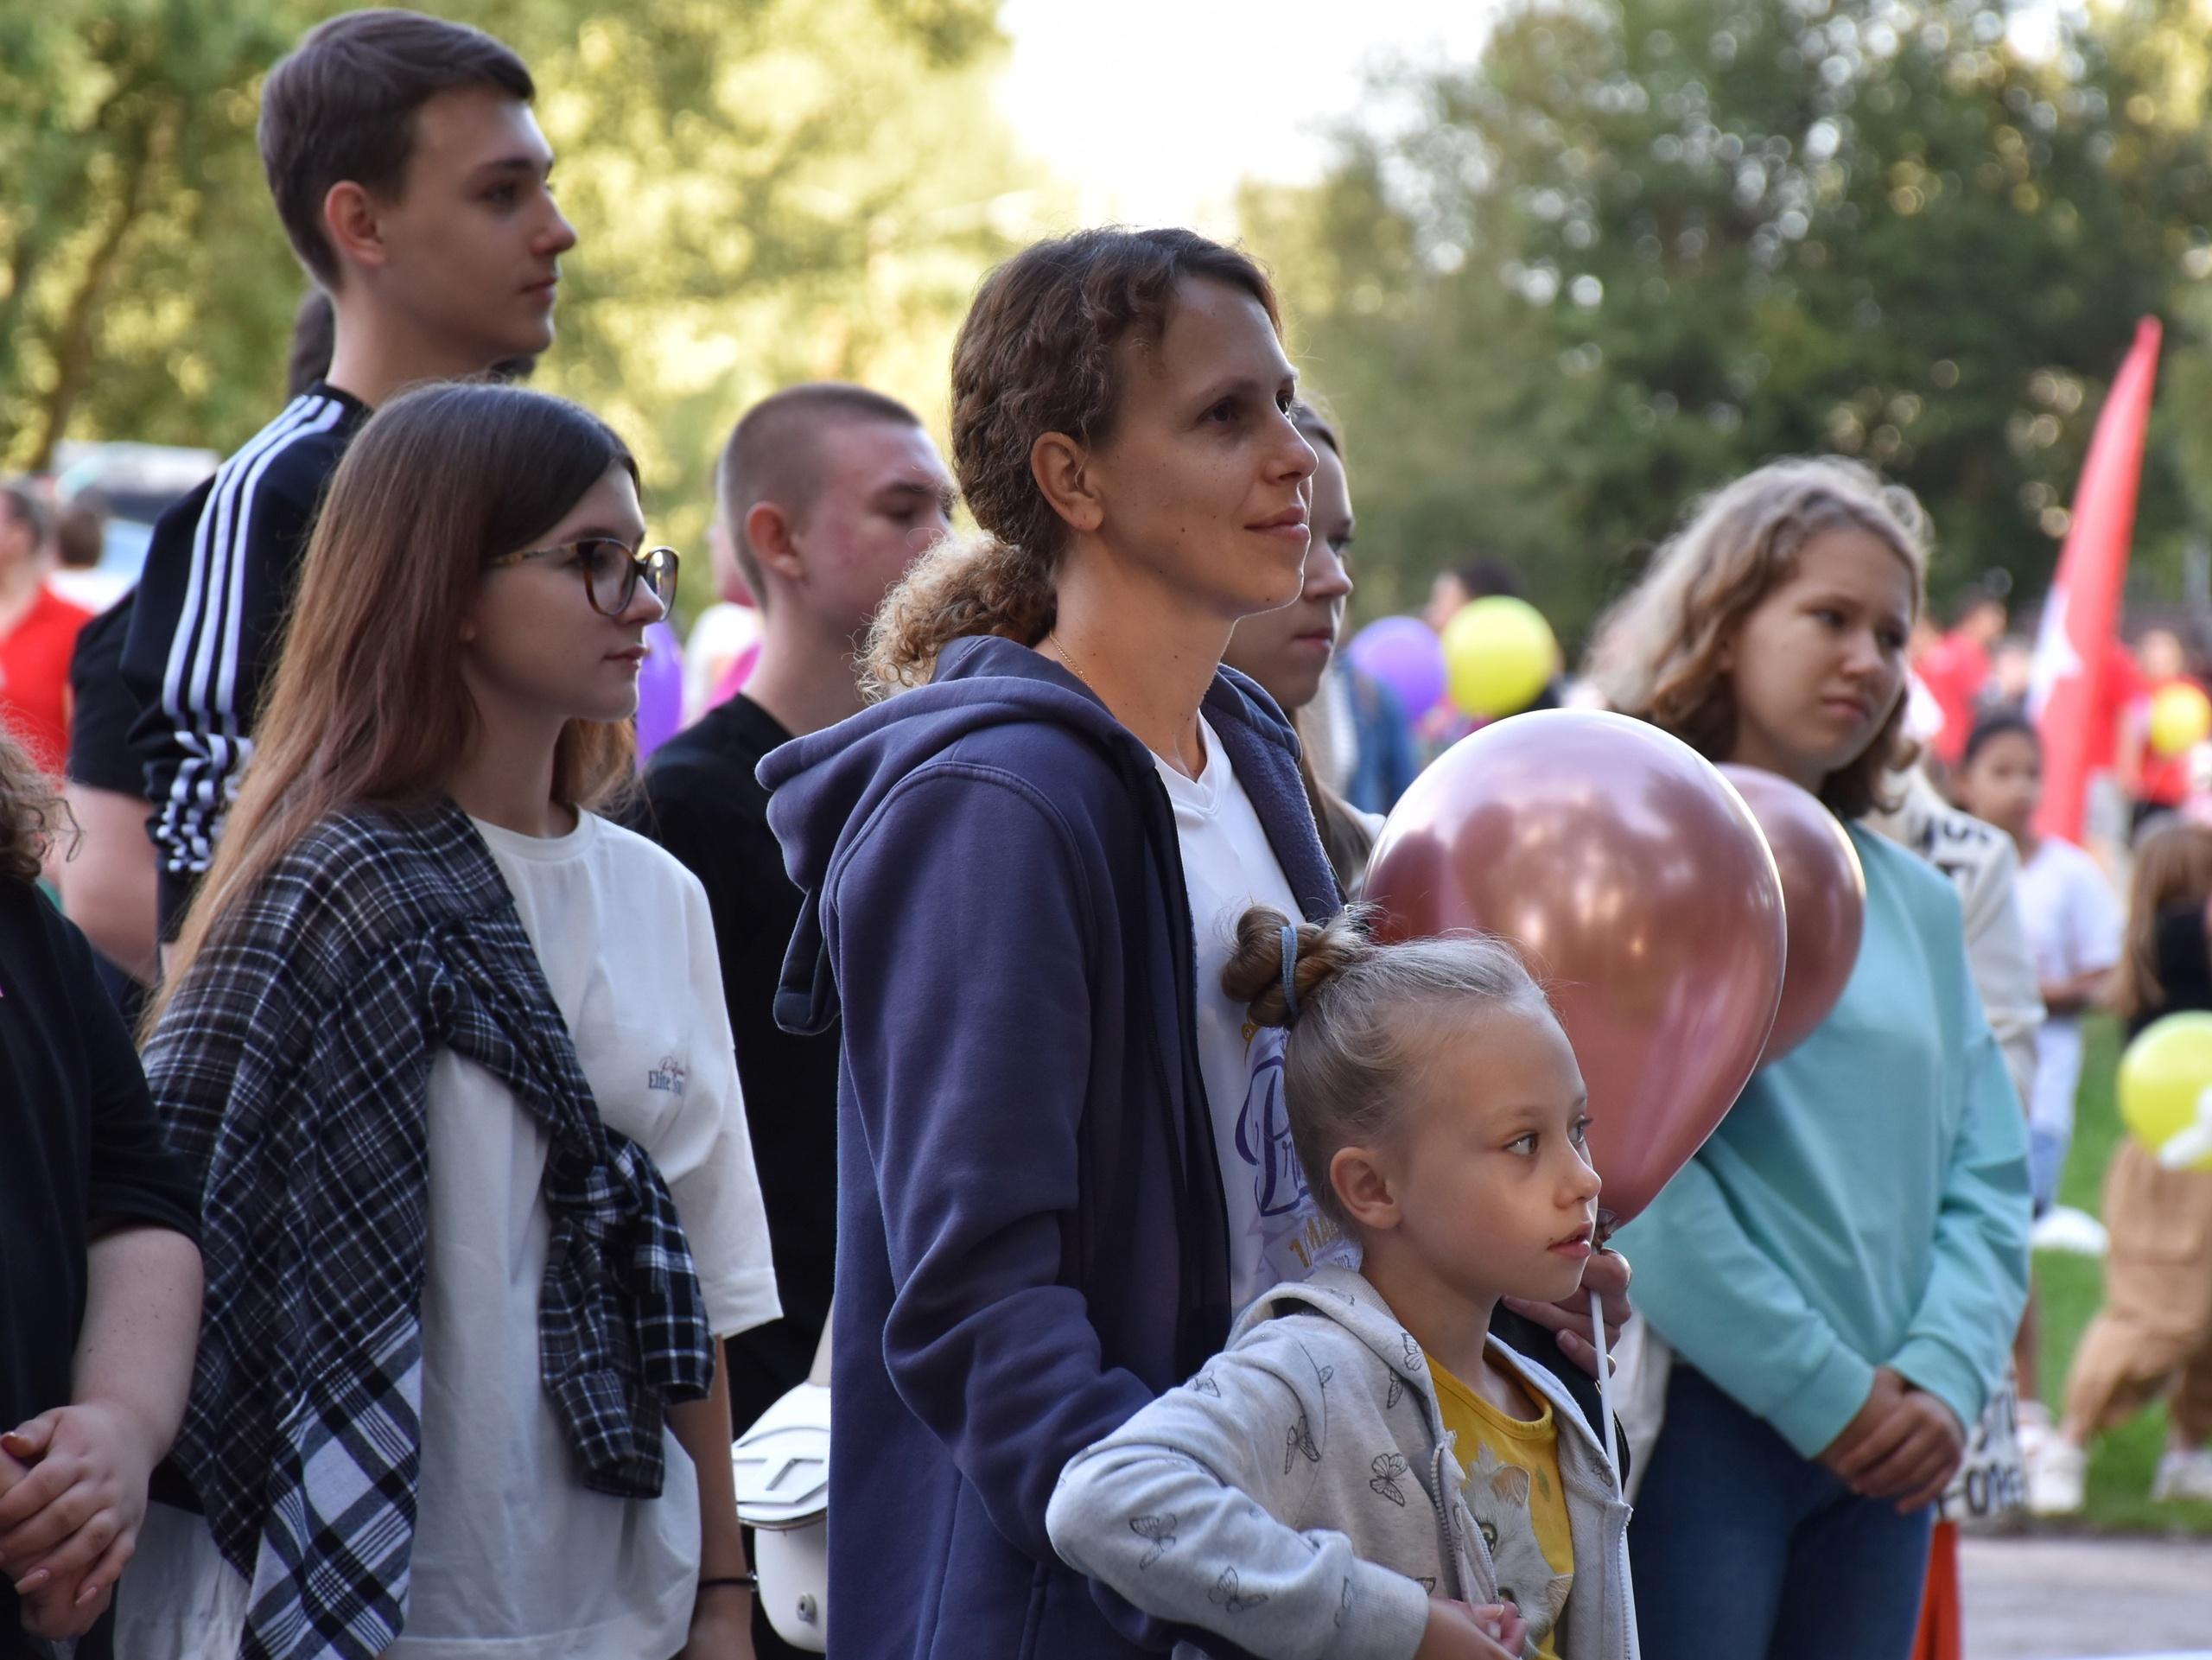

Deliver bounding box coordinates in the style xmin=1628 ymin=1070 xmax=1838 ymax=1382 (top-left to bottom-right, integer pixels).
xmin=117 ymin=812 xmax=780 ymax=1660
xmin=1159 ymin=718 xmax=1357 ymax=1312
xmin=2017 ymin=836 xmax=2123 ymax=1137
xmin=393 ymin=811 xmax=780 ymax=1659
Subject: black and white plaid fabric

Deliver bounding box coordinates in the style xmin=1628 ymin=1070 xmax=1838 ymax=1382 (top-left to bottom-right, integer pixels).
xmin=145 ymin=802 xmax=714 ymax=1660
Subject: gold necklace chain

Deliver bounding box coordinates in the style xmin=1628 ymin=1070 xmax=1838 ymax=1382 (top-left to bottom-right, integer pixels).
xmin=1045 ymin=631 xmax=1094 ymax=692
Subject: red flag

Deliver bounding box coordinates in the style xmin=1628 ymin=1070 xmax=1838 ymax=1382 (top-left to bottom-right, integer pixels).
xmin=2030 ymin=316 xmax=2163 ymax=843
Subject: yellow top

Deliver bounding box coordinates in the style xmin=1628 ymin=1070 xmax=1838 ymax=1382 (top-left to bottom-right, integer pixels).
xmin=1431 ymin=1358 xmax=1576 ymax=1659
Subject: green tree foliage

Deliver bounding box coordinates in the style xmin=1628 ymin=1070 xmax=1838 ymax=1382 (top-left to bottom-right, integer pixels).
xmin=1 ymin=0 xmax=1046 ymax=595
xmin=1247 ymin=0 xmax=2212 ymax=642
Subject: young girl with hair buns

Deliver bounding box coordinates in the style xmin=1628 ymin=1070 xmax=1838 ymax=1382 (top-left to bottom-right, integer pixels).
xmin=1048 ymin=907 xmax=1634 ymax=1660
xmin=1587 ymin=457 xmax=2031 ymax=1660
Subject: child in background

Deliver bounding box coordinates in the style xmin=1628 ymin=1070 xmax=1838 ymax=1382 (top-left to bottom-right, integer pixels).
xmin=1047 ymin=907 xmax=1633 ymax=1660
xmin=2034 ymin=822 xmax=2212 ymax=1513
xmin=1949 ymin=713 xmax=2121 ymax=1498
xmin=1950 ymin=715 xmax=2122 ymax=1214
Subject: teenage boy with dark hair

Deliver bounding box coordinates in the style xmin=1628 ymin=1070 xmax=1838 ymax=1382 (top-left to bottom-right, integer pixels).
xmin=122 ymin=8 xmax=575 ymax=939
xmin=643 ymin=385 xmax=952 ymax=1650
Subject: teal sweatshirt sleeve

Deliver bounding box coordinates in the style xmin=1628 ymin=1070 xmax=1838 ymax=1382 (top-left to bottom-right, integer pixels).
xmin=1886 ymin=999 xmax=2032 ymax=1434
xmin=1615 ymin=1161 xmax=1876 ymax=1458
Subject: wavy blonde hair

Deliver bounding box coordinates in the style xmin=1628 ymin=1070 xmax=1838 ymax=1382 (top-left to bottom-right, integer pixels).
xmin=864 ymin=226 xmax=1281 ymax=696
xmin=1586 ymin=456 xmax=1930 ymax=819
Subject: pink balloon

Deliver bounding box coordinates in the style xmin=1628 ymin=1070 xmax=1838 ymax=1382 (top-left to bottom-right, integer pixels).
xmin=1363 ymin=710 xmax=1784 ymax=1224
xmin=1719 ymin=766 xmax=1866 ymax=1063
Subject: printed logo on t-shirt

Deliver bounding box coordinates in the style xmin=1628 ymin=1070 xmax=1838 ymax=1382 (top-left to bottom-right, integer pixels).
xmin=1236 ymin=1027 xmax=1359 ymax=1282
xmin=647 ymin=1056 xmax=688 ymax=1096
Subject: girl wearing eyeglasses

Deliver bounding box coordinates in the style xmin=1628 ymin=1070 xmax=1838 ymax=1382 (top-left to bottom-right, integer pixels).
xmin=119 ymin=382 xmax=779 ymax=1660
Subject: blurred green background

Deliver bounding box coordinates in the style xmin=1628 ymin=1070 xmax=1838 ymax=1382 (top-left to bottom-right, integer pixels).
xmin=6 ymin=0 xmax=2212 ymax=644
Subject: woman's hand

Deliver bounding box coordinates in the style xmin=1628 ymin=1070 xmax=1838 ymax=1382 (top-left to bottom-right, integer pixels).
xmin=1821 ymin=1367 xmax=1965 ymax=1512
xmin=1414 ymin=1598 xmax=1528 ymax=1658
xmin=1501 ymin=1247 xmax=1631 ymax=1378
xmin=0 ymin=1403 xmax=159 ymax=1618
xmin=674 ymin=1580 xmax=756 ymax=1658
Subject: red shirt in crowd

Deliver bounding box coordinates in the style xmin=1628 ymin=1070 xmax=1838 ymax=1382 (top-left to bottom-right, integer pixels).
xmin=1916 ymin=631 xmax=1991 ymax=766
xmin=0 ymin=585 xmax=93 ymax=773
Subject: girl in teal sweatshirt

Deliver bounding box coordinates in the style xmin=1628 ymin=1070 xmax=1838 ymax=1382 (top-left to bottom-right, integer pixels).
xmin=1586 ymin=458 xmax=2031 ymax=1660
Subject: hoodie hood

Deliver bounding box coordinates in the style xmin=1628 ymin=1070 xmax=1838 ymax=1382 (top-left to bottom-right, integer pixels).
xmin=1236 ymin=1266 xmax=1616 ymax=1472
xmin=759 ymin=633 xmax=1333 ymax=1036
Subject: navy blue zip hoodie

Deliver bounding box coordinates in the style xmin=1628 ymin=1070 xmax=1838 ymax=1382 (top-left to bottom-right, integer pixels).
xmin=761 ymin=636 xmax=1338 ymax=1658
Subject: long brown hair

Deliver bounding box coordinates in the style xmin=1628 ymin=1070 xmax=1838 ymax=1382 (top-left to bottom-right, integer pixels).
xmin=1586 ymin=457 xmax=1929 ymax=820
xmin=153 ymin=381 xmax=639 ymax=1022
xmin=2113 ymin=820 xmax=2212 ymax=1021
xmin=865 ymin=227 xmax=1281 ymax=694
xmin=0 ymin=727 xmax=63 ymax=885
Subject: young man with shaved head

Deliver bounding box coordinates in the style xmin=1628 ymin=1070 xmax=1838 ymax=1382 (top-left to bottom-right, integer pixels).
xmin=641 ymin=387 xmax=953 ymax=1630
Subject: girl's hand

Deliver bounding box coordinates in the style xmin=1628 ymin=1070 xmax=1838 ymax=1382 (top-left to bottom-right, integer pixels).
xmin=674 ymin=1580 xmax=756 ymax=1659
xmin=0 ymin=1404 xmax=159 ymax=1616
xmin=1415 ymin=1597 xmax=1526 ymax=1658
xmin=1502 ymin=1247 xmax=1631 ymax=1377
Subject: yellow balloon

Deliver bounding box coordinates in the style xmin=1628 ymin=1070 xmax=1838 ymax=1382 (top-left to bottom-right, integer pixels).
xmin=2117 ymin=1014 xmax=2212 ymax=1172
xmin=2148 ymin=682 xmax=2212 ymax=758
xmin=1441 ymin=597 xmax=1557 ymax=719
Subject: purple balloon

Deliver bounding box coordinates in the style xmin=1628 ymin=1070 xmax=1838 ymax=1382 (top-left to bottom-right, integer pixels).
xmin=1347 ymin=616 xmax=1446 ymax=717
xmin=635 ymin=620 xmax=685 ymax=762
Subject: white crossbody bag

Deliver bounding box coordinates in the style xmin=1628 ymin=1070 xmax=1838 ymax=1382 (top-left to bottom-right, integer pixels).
xmin=730 ymin=1320 xmax=832 ymax=1651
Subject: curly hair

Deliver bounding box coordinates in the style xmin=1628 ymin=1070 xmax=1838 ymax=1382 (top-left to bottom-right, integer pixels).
xmin=0 ymin=727 xmax=64 ymax=885
xmin=1585 ymin=456 xmax=1929 ymax=820
xmin=864 ymin=226 xmax=1280 ymax=694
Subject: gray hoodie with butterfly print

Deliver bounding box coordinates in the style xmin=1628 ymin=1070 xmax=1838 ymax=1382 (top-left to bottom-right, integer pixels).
xmin=1046 ymin=1267 xmax=1636 ymax=1660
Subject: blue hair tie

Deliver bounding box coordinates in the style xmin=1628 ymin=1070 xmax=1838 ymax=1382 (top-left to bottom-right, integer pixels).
xmin=1281 ymin=923 xmax=1302 ymax=1023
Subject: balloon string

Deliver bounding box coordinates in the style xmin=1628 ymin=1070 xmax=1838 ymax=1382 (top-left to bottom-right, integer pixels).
xmin=1591 ymin=1285 xmax=1620 ymax=1479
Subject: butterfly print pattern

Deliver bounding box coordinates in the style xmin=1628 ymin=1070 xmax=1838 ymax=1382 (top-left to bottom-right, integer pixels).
xmin=1128 ymin=1513 xmax=1177 ymax=1569
xmin=1191 ymin=1371 xmax=1223 ymax=1398
xmin=1370 ymin=1452 xmax=1410 ymax=1507
xmin=1210 ymin=1567 xmax=1269 ymax=1615
xmin=1283 ymin=1412 xmax=1320 ymax=1475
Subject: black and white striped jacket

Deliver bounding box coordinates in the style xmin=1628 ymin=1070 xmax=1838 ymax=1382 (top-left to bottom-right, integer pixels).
xmin=120 ymin=383 xmax=371 ymax=936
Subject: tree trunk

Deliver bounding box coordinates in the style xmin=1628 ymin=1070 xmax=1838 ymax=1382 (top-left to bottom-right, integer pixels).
xmin=27 ymin=100 xmax=167 ymax=472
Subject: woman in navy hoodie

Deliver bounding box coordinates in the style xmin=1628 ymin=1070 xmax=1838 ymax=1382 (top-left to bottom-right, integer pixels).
xmin=761 ymin=228 xmax=1612 ymax=1659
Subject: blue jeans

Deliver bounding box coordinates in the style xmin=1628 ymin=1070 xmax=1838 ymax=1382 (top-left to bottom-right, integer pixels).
xmin=1630 ymin=1364 xmax=1935 ymax=1660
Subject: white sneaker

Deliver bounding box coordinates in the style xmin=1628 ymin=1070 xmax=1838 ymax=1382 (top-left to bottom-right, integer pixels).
xmin=2028 ymin=1439 xmax=2087 ymax=1515
xmin=2150 ymin=1446 xmax=2212 ymax=1503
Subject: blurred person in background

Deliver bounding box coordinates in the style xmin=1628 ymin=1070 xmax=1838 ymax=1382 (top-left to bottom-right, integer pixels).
xmin=640 ymin=382 xmax=952 ymax=1659
xmin=0 ymin=725 xmax=202 ymax=1656
xmin=2130 ymin=626 xmax=2198 ymax=831
xmin=2034 ymin=821 xmax=2212 ymax=1514
xmin=1947 ymin=713 xmax=2117 ymax=1493
xmin=1914 ymin=585 xmax=2007 ymax=772
xmin=46 ymin=497 xmax=127 ymax=614
xmin=0 ymin=483 xmax=92 ymax=779
xmin=677 ymin=506 xmax=764 ymax=723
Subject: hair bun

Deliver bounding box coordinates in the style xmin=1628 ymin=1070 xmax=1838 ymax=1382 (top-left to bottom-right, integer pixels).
xmin=1221 ymin=905 xmax=1373 ymax=1027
